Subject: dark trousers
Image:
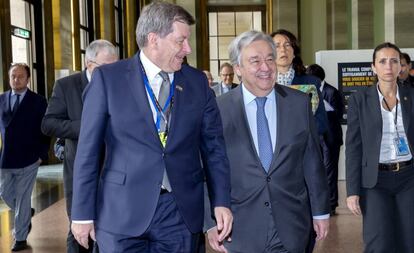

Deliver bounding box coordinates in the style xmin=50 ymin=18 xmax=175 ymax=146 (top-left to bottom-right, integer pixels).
xmin=96 ymin=193 xmax=197 ymax=253
xmin=361 ymin=165 xmax=414 ymax=253
xmin=320 ymin=138 xmax=341 ymax=211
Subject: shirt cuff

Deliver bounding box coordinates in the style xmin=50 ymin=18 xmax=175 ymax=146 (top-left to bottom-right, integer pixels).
xmin=313 ymin=214 xmax=330 ymax=220
xmin=72 ymin=220 xmax=94 ymax=224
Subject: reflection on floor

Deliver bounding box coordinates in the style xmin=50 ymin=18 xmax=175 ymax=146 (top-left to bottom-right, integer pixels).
xmin=0 ymin=164 xmax=363 ymax=253
xmin=0 ymin=164 xmax=65 ymax=253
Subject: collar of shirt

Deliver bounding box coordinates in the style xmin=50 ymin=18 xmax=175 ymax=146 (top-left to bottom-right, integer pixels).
xmin=277 ymin=65 xmax=295 ymax=86
xmin=11 ymin=88 xmax=28 ymax=101
xmin=242 ymin=83 xmax=276 ymax=152
xmin=86 ymin=69 xmax=92 ymax=82
xmin=140 ymin=51 xmax=174 ymax=98
xmin=376 ymin=83 xmax=400 ymax=106
xmin=221 ymin=82 xmax=231 ymax=93
xmin=320 ymin=80 xmax=325 ymax=92
xmin=140 ymin=51 xmax=175 ymax=123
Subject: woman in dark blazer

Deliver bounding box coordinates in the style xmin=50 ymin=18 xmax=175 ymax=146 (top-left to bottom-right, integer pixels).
xmin=346 ymin=42 xmax=414 ymax=253
xmin=271 ymin=29 xmax=329 ymax=253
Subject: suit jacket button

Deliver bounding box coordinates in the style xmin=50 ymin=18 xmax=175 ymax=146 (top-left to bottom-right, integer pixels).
xmin=264 ymin=202 xmax=269 ymax=207
xmin=266 ymin=176 xmax=271 ymax=182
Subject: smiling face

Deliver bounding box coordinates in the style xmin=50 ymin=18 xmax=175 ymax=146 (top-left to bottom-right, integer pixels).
xmin=372 ymin=47 xmax=401 ymax=84
xmin=273 ymin=34 xmax=294 ymax=71
xmin=149 ymin=21 xmax=192 ymax=72
xmin=234 ymin=40 xmax=276 ymax=97
xmin=220 ymin=66 xmax=235 ymax=85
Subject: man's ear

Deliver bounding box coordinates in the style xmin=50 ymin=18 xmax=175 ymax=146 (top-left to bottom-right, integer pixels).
xmin=233 ymin=64 xmax=242 ymax=77
xmin=147 ymin=32 xmax=158 ymax=49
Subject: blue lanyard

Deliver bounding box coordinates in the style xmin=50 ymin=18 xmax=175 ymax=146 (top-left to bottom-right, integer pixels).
xmin=141 ymin=68 xmax=175 ymax=131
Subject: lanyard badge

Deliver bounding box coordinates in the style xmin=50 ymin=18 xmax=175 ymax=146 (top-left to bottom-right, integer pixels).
xmin=140 ymin=65 xmax=175 ymax=147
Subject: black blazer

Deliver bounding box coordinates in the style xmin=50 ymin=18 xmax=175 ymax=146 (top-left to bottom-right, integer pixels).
xmin=346 ymin=84 xmax=414 ymax=196
xmin=321 ymin=82 xmax=344 ymax=147
xmin=0 ymin=89 xmax=49 ymax=168
xmin=42 ymin=71 xmax=88 ymax=174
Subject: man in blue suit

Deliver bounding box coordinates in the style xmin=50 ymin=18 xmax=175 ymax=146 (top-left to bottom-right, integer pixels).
xmin=71 ymin=2 xmax=232 ymax=252
xmin=0 ymin=63 xmax=50 ymax=251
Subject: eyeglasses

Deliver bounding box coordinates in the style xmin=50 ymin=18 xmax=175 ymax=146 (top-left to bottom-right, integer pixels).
xmin=88 ymin=60 xmax=101 ymax=66
xmin=220 ymin=73 xmax=234 ymax=77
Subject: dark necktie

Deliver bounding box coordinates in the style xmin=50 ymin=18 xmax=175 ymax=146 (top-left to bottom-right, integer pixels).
xmin=255 ymin=97 xmax=273 ymax=172
xmin=158 ymin=71 xmax=172 ymax=192
xmin=12 ymin=94 xmax=20 ymax=114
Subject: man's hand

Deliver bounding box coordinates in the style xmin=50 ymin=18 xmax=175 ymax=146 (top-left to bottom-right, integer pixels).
xmin=207 ymin=226 xmax=229 ymax=253
xmin=313 ymin=218 xmax=329 ymax=241
xmin=71 ymin=223 xmax=96 ymax=249
xmin=214 ymin=207 xmax=233 ymax=242
xmin=346 ymin=195 xmax=361 ymax=216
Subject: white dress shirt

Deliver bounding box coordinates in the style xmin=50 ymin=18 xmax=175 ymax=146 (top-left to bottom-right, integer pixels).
xmin=140 ymin=51 xmax=174 ymax=122
xmin=377 ymin=86 xmax=412 ymax=163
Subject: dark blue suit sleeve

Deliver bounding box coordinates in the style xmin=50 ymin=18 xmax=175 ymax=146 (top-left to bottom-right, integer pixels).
xmin=199 ymin=80 xmax=231 ymax=209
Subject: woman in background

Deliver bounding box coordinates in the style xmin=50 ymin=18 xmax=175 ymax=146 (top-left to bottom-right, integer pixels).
xmin=346 ymin=42 xmax=414 ymax=253
xmin=271 ymin=29 xmax=330 ymax=253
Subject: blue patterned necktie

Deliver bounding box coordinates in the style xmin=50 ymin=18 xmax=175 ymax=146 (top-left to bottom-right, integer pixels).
xmin=255 ymin=97 xmax=273 ymax=172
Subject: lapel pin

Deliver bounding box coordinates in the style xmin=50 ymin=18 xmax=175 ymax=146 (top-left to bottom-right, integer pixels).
xmin=404 ymin=96 xmax=408 ymax=101
xmin=176 ymin=85 xmax=183 ymax=92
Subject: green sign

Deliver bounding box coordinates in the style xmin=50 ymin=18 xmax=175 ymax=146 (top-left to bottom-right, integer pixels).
xmin=12 ymin=26 xmax=30 ymax=39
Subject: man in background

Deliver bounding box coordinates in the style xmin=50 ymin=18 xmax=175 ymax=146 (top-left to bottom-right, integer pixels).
xmin=0 ymin=63 xmax=50 ymax=251
xmin=42 ymin=39 xmax=118 ymax=253
xmin=398 ymin=52 xmax=414 ymax=88
xmin=211 ymin=62 xmax=238 ymax=96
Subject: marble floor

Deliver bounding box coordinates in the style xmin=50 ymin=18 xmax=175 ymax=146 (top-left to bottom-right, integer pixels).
xmin=0 ymin=164 xmax=363 ymax=253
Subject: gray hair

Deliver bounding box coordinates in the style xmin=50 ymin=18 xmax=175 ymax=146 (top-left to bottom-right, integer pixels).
xmin=228 ymin=30 xmax=276 ymax=66
xmin=135 ymin=1 xmax=195 ymax=49
xmin=85 ymin=39 xmax=117 ymax=62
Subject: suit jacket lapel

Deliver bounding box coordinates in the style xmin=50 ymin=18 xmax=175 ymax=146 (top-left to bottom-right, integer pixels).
xmin=1 ymin=91 xmax=12 ymax=127
xmin=232 ymin=86 xmax=263 ymax=168
xmin=399 ymin=86 xmax=411 ymax=134
xmin=270 ymin=85 xmax=288 ymax=171
xmin=5 ymin=90 xmax=11 ymax=114
xmin=368 ymin=85 xmax=383 ymax=145
xmin=80 ymin=70 xmax=89 ymax=92
xmin=78 ymin=70 xmax=89 ymax=105
xmin=163 ymin=70 xmax=185 ymax=148
xmin=125 ymin=54 xmax=161 ymax=146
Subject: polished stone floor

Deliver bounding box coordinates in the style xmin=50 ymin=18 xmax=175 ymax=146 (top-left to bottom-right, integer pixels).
xmin=0 ymin=164 xmax=363 ymax=253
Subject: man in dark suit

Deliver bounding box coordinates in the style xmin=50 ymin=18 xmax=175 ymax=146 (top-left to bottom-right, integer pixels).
xmin=41 ymin=39 xmax=118 ymax=253
xmin=0 ymin=63 xmax=50 ymax=251
xmin=71 ymin=2 xmax=232 ymax=252
xmin=398 ymin=52 xmax=414 ymax=88
xmin=306 ymin=64 xmax=344 ymax=215
xmin=211 ymin=62 xmax=238 ymax=96
xmin=206 ymin=31 xmax=329 ymax=253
